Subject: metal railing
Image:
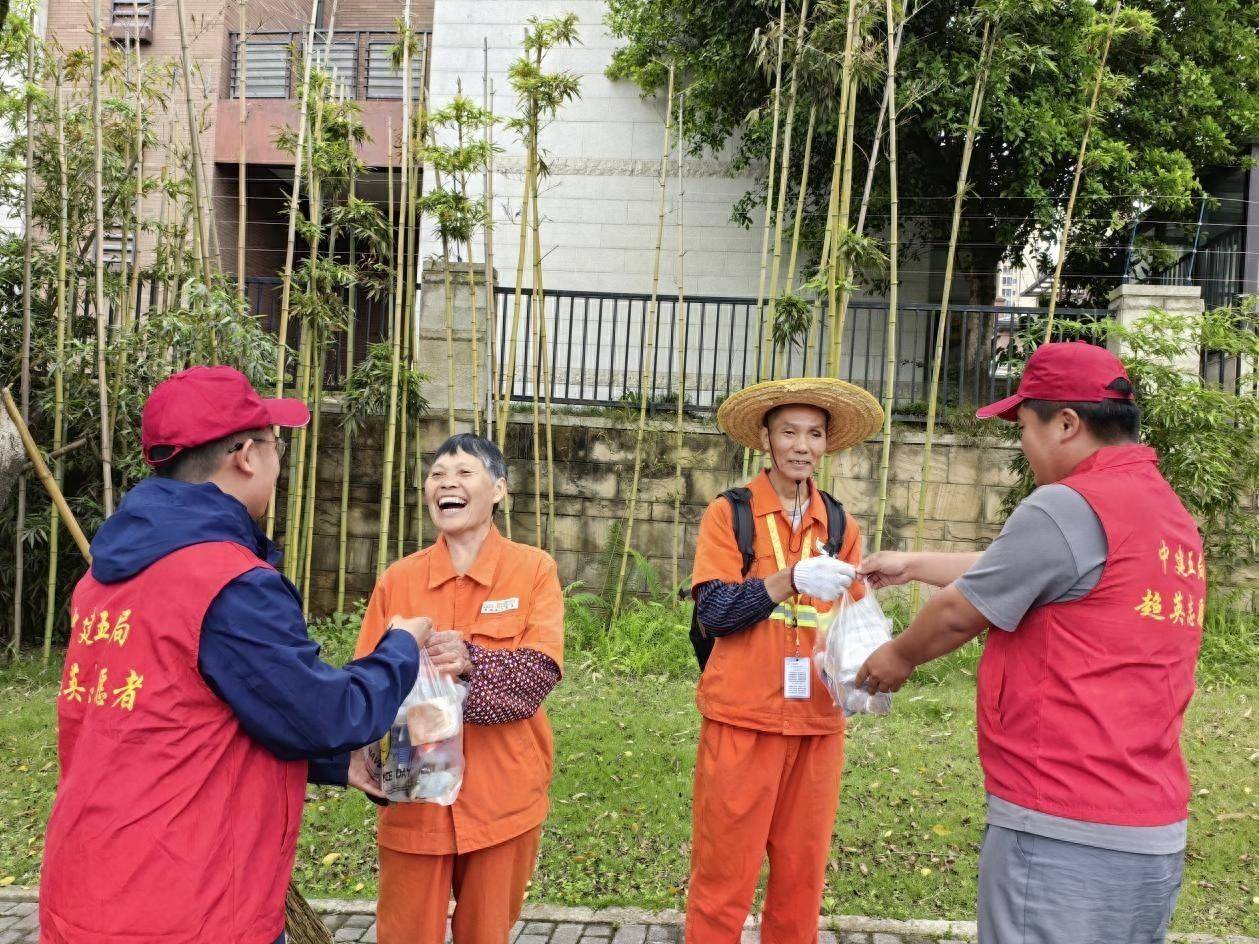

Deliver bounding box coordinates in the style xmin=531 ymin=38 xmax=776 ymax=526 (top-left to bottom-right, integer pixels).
xmin=493 ymin=287 xmax=1112 ymax=416
xmin=227 ymin=30 xmax=429 ymax=101
xmin=1146 ymin=225 xmax=1246 ymax=310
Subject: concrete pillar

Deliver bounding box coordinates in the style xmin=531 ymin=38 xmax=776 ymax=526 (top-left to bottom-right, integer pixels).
xmin=417 ymin=261 xmax=498 ymax=422
xmin=1107 ymin=283 xmax=1204 ymax=374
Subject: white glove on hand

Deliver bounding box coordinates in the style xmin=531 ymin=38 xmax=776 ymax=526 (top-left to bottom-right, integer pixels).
xmin=791 ymin=556 xmax=857 ymax=602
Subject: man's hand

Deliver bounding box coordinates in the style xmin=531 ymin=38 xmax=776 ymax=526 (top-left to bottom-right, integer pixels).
xmin=792 ymin=556 xmax=857 ymax=602
xmin=855 ymin=640 xmax=915 ymax=694
xmin=858 ymin=551 xmax=912 ymax=590
xmin=347 ymin=747 xmax=384 ymax=800
xmin=425 ymin=630 xmax=473 ymax=678
xmin=390 ymin=615 xmax=434 ymax=650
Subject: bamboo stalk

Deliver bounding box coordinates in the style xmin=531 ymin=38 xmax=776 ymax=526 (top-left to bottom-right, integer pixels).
xmin=301 ymin=345 xmax=326 ymax=612
xmin=483 ymin=48 xmax=498 ymax=442
xmin=784 ymin=102 xmax=816 ymax=374
xmin=335 ymin=168 xmax=357 ymax=613
xmin=174 ymin=0 xmax=213 ymax=283
xmin=125 ymin=41 xmax=145 ymax=324
xmin=754 ymin=0 xmax=788 ymax=384
xmin=816 ymin=0 xmax=858 ymax=493
xmin=44 ymin=77 xmax=70 ymax=662
xmin=376 ymin=6 xmax=414 ymax=575
xmin=612 ymin=64 xmax=674 ymax=621
xmin=828 ymin=77 xmax=859 ymax=367
xmin=467 ymin=248 xmax=482 ymax=437
xmin=1044 ymin=1 xmax=1121 ymax=342
xmin=3 ymin=389 xmax=91 ymax=564
xmin=92 ymin=0 xmax=114 ymax=517
xmin=529 ymin=162 xmax=556 ymax=553
xmin=671 ymin=86 xmax=687 ymax=597
xmin=912 ymin=21 xmax=995 ymax=597
xmin=854 ymin=0 xmax=913 ymax=239
xmin=284 ymin=326 xmax=314 ymax=579
xmin=764 ymin=0 xmax=810 ymax=378
xmin=498 ymin=122 xmax=534 ymax=446
xmin=237 ymin=0 xmax=248 ymax=300
xmin=12 ymin=15 xmax=35 ymax=658
xmin=403 ymin=102 xmax=424 ymax=555
xmin=267 ymin=0 xmax=322 ymax=539
xmin=872 ymin=0 xmax=902 ymax=551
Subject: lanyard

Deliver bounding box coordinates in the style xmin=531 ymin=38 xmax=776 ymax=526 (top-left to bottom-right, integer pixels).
xmin=766 ymin=514 xmax=811 ymax=649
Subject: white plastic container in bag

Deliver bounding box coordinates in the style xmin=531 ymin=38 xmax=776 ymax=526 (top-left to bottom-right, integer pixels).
xmin=368 ymin=648 xmax=467 ymax=805
xmin=813 ymin=587 xmax=894 ymax=717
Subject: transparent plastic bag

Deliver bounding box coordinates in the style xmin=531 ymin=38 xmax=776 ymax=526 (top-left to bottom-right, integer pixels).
xmin=813 ymin=587 xmax=894 ymax=717
xmin=367 ymin=648 xmax=467 ymax=805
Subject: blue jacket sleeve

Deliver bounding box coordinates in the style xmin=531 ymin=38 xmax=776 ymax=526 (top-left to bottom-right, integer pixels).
xmin=198 ymin=567 xmax=420 ymax=763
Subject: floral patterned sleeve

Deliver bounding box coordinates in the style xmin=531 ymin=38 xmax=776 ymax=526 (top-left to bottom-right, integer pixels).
xmin=462 ymin=644 xmax=561 ymax=725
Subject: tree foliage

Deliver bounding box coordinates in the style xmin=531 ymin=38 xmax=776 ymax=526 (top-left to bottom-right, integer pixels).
xmin=605 ymin=0 xmax=1259 ymax=303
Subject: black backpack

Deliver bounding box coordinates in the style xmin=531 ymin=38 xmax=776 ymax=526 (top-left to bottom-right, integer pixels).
xmin=688 ymin=487 xmax=847 ymax=672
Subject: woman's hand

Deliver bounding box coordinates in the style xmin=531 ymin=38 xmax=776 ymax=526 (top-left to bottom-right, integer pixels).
xmin=425 ymin=630 xmax=473 ymax=678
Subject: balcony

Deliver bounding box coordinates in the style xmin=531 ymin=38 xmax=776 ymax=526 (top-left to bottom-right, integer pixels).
xmin=214 ymin=30 xmax=430 ymax=169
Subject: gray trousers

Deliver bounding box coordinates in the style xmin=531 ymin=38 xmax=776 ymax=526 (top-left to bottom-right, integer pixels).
xmin=978 ymin=825 xmax=1184 ymax=944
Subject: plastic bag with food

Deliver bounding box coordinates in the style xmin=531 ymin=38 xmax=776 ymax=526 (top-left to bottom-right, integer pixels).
xmin=368 ymin=647 xmax=467 ymax=804
xmin=812 ymin=587 xmax=894 ymax=717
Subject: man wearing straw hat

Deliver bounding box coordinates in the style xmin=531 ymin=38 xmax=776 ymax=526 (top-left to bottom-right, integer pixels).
xmin=855 ymin=342 xmax=1203 ymax=944
xmin=686 ymin=377 xmax=883 ymax=944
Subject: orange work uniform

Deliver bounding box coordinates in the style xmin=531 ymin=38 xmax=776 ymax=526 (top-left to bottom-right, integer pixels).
xmin=354 ymin=526 xmax=565 ymax=944
xmin=686 ymin=470 xmax=863 ymax=944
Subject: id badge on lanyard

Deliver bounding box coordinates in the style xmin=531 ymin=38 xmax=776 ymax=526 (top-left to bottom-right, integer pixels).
xmin=768 ymin=516 xmax=813 ymax=701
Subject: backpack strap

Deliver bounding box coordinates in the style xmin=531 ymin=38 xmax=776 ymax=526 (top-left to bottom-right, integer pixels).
xmin=720 ymin=488 xmax=756 ymax=577
xmin=818 ymin=488 xmax=847 ymax=557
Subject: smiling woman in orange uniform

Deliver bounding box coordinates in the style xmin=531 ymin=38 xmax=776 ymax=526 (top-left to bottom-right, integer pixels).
xmin=686 ymin=378 xmax=884 ymax=944
xmin=354 ymin=433 xmax=564 ymax=944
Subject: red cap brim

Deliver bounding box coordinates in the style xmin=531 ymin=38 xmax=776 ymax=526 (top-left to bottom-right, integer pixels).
xmin=975 ymin=393 xmax=1023 ymax=421
xmin=263 ymin=398 xmax=311 ymax=428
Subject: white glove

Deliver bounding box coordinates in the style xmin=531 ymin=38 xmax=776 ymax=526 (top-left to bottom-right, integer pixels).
xmin=791 ymin=556 xmax=856 ymax=602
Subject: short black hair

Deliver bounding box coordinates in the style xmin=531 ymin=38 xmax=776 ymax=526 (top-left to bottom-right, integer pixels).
xmin=762 ymin=403 xmax=831 ymax=432
xmin=1022 ymin=378 xmax=1141 ymax=443
xmin=432 ymin=433 xmax=508 ymax=483
xmin=152 ymin=427 xmax=268 ymax=483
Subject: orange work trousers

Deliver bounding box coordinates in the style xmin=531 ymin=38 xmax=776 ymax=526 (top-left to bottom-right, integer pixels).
xmin=375 ymin=826 xmax=542 ymax=944
xmin=685 ymin=718 xmax=844 ymax=944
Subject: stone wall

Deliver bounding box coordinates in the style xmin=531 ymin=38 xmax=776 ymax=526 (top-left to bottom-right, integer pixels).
xmin=297 ymin=407 xmax=1020 ymax=616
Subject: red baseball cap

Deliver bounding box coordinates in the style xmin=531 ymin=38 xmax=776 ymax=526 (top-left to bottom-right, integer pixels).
xmin=141 ymin=365 xmax=310 ymax=466
xmin=977 ymin=341 xmax=1134 ymax=421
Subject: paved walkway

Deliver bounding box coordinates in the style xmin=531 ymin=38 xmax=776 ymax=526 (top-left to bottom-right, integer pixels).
xmin=4 ymin=890 xmax=1257 ymax=944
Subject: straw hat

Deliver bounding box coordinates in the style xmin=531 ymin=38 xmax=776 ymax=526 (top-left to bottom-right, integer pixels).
xmin=717 ymin=377 xmax=884 ymax=454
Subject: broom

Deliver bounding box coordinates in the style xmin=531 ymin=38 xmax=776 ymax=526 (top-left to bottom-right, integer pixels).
xmin=3 ymin=387 xmax=336 ymax=944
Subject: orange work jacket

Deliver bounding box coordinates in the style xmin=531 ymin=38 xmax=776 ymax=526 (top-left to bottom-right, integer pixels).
xmin=355 ymin=525 xmax=565 ymax=854
xmin=690 ymin=470 xmax=864 ymax=736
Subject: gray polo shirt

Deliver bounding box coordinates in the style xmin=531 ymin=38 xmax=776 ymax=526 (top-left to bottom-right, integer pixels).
xmin=955 ymin=484 xmax=1188 ymax=855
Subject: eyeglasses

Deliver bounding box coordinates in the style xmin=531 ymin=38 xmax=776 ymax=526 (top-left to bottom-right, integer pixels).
xmin=228 ymin=437 xmax=287 ymax=460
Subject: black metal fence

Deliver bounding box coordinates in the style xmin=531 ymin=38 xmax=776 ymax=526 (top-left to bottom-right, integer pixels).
xmin=1147 ymin=226 xmax=1246 ymax=310
xmin=493 ymin=287 xmax=1112 ymax=416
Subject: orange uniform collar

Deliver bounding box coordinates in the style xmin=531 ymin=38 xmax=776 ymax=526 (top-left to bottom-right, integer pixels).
xmin=427 ymin=525 xmax=505 ymax=589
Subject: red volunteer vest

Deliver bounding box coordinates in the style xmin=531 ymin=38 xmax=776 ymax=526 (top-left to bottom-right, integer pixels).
xmin=976 ymin=445 xmax=1205 ymax=827
xmin=40 ymin=542 xmax=307 ymax=944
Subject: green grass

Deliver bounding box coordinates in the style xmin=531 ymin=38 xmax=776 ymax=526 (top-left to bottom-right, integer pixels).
xmin=2 ymin=648 xmax=1257 ymax=933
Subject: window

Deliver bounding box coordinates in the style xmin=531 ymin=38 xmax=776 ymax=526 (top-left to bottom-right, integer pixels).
xmin=107 ymin=0 xmax=153 ymax=42
xmin=233 ymin=40 xmax=290 ymax=98
xmin=365 ymin=40 xmax=425 ymax=100
xmin=311 ymin=33 xmax=358 ymax=98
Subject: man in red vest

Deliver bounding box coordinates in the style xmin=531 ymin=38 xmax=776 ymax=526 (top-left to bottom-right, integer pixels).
xmin=40 ymin=366 xmax=432 ymax=944
xmin=855 ymin=342 xmax=1203 ymax=944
